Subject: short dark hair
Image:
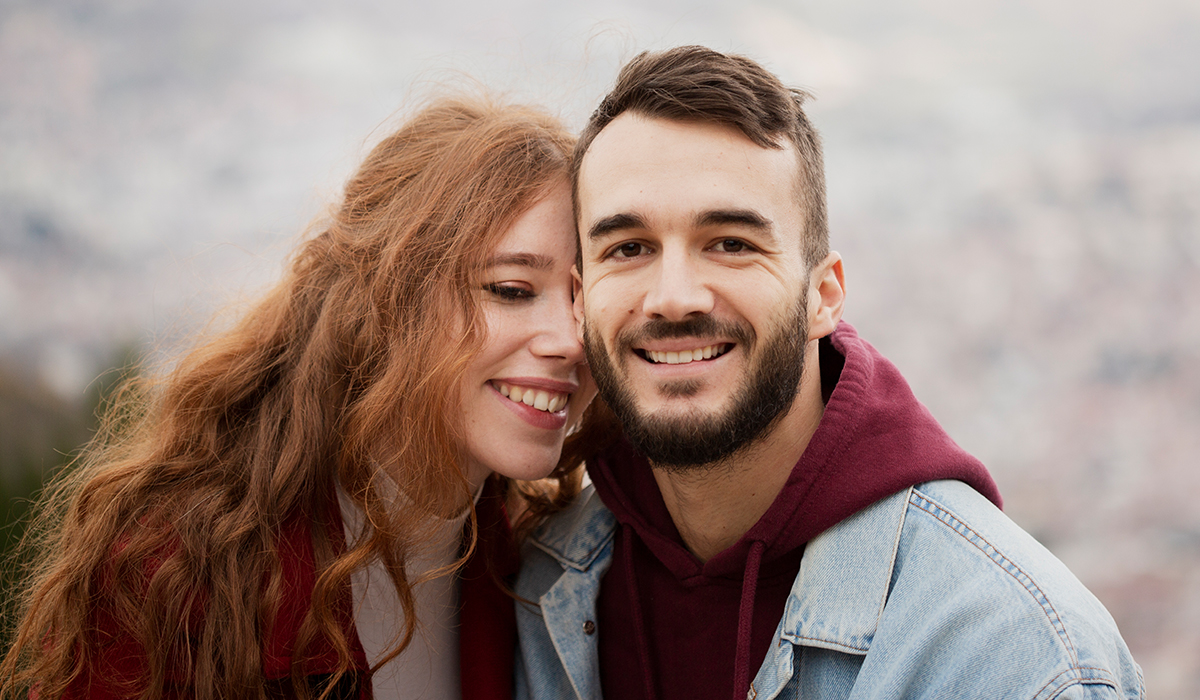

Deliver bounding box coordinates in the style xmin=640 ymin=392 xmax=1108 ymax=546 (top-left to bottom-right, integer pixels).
xmin=572 ymin=45 xmax=829 ymax=267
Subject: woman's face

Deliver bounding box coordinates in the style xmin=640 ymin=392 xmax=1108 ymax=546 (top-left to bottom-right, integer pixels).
xmin=459 ymin=181 xmax=590 ymax=488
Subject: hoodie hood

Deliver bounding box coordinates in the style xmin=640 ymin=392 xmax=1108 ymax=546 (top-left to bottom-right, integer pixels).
xmin=590 ymin=321 xmax=1001 ymax=700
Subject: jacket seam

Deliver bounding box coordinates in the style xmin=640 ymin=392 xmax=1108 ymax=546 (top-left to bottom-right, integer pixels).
xmin=788 ymin=633 xmax=868 ymax=654
xmin=1035 ymin=666 xmax=1118 ymax=700
xmin=528 ymin=527 xmax=617 ymax=572
xmin=877 ymin=486 xmax=913 ymax=621
xmin=909 ymin=489 xmax=1080 ymax=666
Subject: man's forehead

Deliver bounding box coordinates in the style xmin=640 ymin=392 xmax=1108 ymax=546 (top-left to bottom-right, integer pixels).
xmin=576 ymin=112 xmax=802 ymax=229
xmin=580 ymin=112 xmax=764 ymax=175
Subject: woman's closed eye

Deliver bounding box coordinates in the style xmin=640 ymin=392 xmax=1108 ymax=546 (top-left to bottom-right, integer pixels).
xmin=484 ymin=282 xmax=534 ymax=301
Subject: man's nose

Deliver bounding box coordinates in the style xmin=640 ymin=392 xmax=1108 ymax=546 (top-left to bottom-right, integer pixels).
xmin=641 ymin=247 xmax=715 ymax=321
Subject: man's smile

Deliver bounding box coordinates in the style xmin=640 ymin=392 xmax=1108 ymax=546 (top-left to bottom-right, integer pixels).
xmin=635 ymin=343 xmax=733 ymax=365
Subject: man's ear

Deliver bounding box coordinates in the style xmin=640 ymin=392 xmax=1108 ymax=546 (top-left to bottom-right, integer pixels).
xmin=807 ymin=252 xmax=845 ymax=340
xmin=572 ymin=264 xmax=585 ymax=344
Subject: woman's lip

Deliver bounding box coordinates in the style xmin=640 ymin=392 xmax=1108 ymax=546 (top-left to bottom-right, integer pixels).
xmin=491 ymin=383 xmax=569 ymax=430
xmin=494 ymin=376 xmax=579 ymax=394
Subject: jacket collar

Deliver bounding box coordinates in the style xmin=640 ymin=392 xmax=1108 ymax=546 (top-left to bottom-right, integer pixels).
xmin=527 ymin=483 xmax=913 ymax=700
xmin=529 ymin=486 xmax=617 ymax=571
xmin=530 ymin=482 xmax=911 ymax=655
xmin=744 ymin=486 xmax=911 ymax=698
xmin=782 ymin=485 xmax=912 ymax=653
xmin=532 ymin=482 xmax=907 ymax=667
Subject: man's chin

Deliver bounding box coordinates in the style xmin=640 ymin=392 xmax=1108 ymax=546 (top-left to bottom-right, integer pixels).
xmin=632 ymin=391 xmax=730 ymax=418
xmin=654 ymin=378 xmax=703 ymax=399
xmin=623 ymin=416 xmax=746 ymax=470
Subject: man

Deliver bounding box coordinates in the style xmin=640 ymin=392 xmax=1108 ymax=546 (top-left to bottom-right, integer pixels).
xmin=516 ymin=46 xmax=1142 ymax=700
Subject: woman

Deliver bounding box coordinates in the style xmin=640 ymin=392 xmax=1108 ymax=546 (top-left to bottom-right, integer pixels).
xmin=1 ymin=96 xmax=600 ymax=700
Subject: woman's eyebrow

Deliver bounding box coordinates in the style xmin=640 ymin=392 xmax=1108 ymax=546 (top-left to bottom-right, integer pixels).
xmin=487 ymin=252 xmax=555 ymax=270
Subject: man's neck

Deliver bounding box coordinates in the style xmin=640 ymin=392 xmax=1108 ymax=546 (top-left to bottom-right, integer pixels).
xmin=651 ymin=343 xmax=825 ymax=562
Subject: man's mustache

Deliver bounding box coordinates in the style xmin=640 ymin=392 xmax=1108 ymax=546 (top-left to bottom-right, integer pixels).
xmin=617 ymin=316 xmax=754 ymax=345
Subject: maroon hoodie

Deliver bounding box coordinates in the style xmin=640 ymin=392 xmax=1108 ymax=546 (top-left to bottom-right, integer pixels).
xmin=591 ymin=322 xmax=1002 ymax=700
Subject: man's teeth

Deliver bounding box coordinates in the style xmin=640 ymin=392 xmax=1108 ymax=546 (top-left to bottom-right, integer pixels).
xmin=645 ymin=343 xmax=729 ymax=365
xmin=495 ymin=383 xmax=569 ymax=413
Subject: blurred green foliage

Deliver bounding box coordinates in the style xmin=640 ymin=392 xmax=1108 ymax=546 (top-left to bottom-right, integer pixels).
xmin=0 ymin=348 xmax=138 ymax=634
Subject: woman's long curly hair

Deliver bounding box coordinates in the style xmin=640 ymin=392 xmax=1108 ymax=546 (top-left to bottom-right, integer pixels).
xmin=0 ymin=96 xmax=611 ymax=700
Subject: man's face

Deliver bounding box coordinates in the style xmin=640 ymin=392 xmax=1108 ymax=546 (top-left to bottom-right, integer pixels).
xmin=575 ymin=113 xmax=812 ymax=468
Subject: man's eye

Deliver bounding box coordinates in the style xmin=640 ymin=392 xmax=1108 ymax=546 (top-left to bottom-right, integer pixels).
xmin=712 ymin=239 xmax=749 ymax=253
xmin=612 ymin=242 xmax=648 ymax=258
xmin=484 ymin=283 xmax=532 ymax=300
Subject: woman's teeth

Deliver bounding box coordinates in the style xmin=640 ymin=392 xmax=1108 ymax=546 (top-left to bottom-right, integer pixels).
xmin=495 ymin=382 xmax=569 ymax=413
xmin=645 ymin=343 xmax=730 ymax=365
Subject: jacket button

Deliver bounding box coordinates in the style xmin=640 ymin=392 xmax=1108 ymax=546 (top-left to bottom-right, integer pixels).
xmin=583 ymin=620 xmax=596 ymax=635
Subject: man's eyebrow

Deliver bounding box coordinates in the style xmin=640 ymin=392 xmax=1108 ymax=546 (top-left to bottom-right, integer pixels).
xmin=696 ymin=209 xmax=772 ymax=231
xmin=585 ymin=209 xmax=773 ymax=241
xmin=487 ymin=252 xmax=555 ymax=270
xmin=587 ymin=213 xmax=646 ymax=240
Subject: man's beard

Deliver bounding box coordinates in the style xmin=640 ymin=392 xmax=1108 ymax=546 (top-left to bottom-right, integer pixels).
xmin=583 ymin=301 xmax=808 ymax=470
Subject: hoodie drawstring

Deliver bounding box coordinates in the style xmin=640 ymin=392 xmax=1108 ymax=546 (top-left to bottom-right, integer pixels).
xmin=733 ymin=540 xmax=765 ymax=700
xmin=621 ymin=524 xmax=766 ymax=700
xmin=624 ymin=523 xmax=658 ymax=700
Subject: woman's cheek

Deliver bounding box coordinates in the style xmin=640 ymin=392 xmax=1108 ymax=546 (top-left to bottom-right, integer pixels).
xmin=568 ymin=361 xmax=597 ymax=429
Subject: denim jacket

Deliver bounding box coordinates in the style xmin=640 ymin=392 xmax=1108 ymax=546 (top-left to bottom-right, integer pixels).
xmin=515 ymin=480 xmax=1144 ymax=700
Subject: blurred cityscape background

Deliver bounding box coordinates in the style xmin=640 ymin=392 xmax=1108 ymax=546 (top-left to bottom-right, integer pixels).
xmin=1 ymin=0 xmax=1197 ymax=695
